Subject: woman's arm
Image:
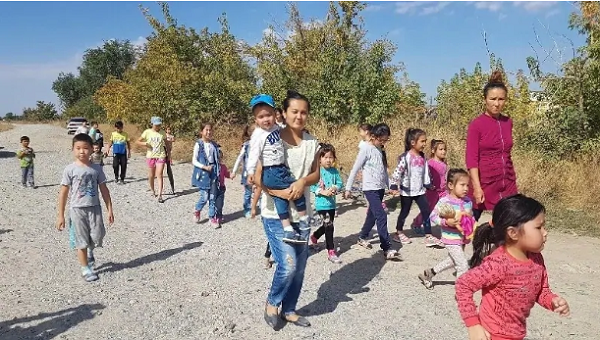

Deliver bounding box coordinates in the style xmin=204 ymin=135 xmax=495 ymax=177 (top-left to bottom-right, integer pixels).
xmin=232 ymin=144 xmax=246 ymax=175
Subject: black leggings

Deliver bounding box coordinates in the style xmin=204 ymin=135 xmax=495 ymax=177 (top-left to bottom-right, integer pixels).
xmin=312 ymin=209 xmax=336 ymax=250
xmin=113 ymin=153 xmax=128 ymax=181
xmin=396 ymin=195 xmax=432 ymax=234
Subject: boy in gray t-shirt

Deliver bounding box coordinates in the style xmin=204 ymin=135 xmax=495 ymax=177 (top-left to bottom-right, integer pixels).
xmin=56 ymin=133 xmax=114 ymax=282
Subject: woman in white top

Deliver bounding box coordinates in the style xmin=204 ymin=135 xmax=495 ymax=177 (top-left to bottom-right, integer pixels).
xmin=255 ymin=90 xmax=320 ymax=330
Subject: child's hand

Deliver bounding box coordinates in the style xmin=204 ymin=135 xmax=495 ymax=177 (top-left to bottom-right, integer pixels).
xmin=248 ymin=175 xmax=255 ymax=185
xmin=445 ymin=218 xmax=459 ymax=227
xmin=389 ymin=190 xmax=399 ymax=196
xmin=107 ymin=210 xmax=115 ymax=226
xmin=552 ymin=296 xmax=570 ymax=317
xmin=56 ymin=216 xmax=65 ymax=231
xmin=231 ymin=174 xmax=236 ymax=180
xmin=343 ymin=191 xmax=352 ymax=200
xmin=467 ymin=325 xmax=491 ymax=340
xmin=251 ymin=207 xmax=257 ymax=219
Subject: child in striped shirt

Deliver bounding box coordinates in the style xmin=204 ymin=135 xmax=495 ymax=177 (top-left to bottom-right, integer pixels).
xmin=418 ymin=169 xmax=476 ymax=289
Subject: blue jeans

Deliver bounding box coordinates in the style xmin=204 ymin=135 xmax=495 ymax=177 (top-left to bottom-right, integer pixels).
xmin=262 ymin=217 xmax=309 ymax=314
xmin=360 ymin=189 xmax=392 ymax=252
xmin=262 ymin=164 xmax=306 ymax=220
xmin=214 ymin=187 xmax=226 ymax=219
xmin=243 ymin=184 xmax=252 ymax=214
xmin=195 ymin=181 xmax=216 ymax=218
xmin=21 ymin=166 xmax=34 ymax=185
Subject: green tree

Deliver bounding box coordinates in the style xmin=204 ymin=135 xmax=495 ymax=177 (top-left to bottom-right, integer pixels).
xmin=22 ymin=101 xmax=58 ymax=121
xmin=4 ymin=112 xmax=14 ymax=120
xmin=249 ymin=1 xmax=412 ymax=131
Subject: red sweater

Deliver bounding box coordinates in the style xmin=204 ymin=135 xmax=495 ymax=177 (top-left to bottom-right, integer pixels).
xmin=465 ymin=113 xmax=517 ymax=210
xmin=455 ymin=246 xmax=557 ymax=340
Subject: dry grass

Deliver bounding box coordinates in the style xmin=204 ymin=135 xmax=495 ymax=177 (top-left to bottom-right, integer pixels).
xmin=0 ymin=122 xmax=14 ymax=132
xmin=90 ymin=119 xmax=600 ymax=236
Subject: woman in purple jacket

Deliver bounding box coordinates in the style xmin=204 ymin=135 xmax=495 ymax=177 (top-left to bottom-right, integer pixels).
xmin=465 ymin=71 xmax=518 ymax=221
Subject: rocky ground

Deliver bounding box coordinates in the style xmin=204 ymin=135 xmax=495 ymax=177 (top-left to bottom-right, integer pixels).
xmin=0 ymin=124 xmax=598 ymax=340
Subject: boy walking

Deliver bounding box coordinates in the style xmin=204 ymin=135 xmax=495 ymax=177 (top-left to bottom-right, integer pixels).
xmin=56 ymin=133 xmax=114 ymax=282
xmin=105 ymin=121 xmax=131 ymax=184
xmin=16 ymin=136 xmax=35 ymax=188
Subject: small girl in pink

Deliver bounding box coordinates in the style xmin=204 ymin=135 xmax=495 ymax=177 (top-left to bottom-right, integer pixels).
xmin=411 ymin=139 xmax=447 ymax=233
xmin=455 ymin=194 xmax=570 ymax=340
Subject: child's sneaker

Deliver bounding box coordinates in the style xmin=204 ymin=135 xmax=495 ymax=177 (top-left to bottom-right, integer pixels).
xmin=210 ymin=217 xmax=220 ymax=229
xmin=424 ymin=235 xmax=445 ymax=248
xmin=384 ymin=249 xmax=402 ymax=261
xmin=327 ymin=249 xmax=342 ymax=264
xmin=87 ymin=254 xmax=96 ymax=268
xmin=282 ymin=229 xmax=307 ymax=244
xmin=382 ymin=202 xmax=389 ymax=214
xmin=356 ymin=237 xmax=372 ymax=249
xmin=81 ymin=266 xmax=98 ymax=282
xmin=193 ymin=211 xmax=201 ymax=224
xmin=244 ymin=211 xmax=252 ymax=219
xmin=418 ymin=268 xmax=435 ymax=289
xmin=411 ymin=224 xmax=425 ymax=235
xmin=392 ymin=232 xmax=412 ymax=244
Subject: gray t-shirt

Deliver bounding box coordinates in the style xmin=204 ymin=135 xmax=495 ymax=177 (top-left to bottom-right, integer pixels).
xmin=61 ymin=162 xmax=107 ymax=208
xmin=345 ymin=143 xmax=389 ymax=192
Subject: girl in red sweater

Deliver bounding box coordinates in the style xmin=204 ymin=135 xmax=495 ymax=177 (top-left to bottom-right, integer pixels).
xmin=455 ymin=194 xmax=570 ymax=340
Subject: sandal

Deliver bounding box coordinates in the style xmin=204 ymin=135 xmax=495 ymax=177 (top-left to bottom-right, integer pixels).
xmin=392 ymin=232 xmax=412 ymax=244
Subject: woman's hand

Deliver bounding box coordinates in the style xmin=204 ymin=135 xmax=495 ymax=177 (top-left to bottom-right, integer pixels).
xmin=343 ymin=191 xmax=352 ymax=200
xmin=467 ymin=325 xmax=491 ymax=340
xmin=473 ymin=187 xmax=485 ymax=204
xmin=289 ymin=178 xmax=306 ymax=200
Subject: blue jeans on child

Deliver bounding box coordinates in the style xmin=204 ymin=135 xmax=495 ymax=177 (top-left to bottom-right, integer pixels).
xmin=21 ymin=166 xmax=34 ymax=186
xmin=195 ymin=180 xmax=217 ymax=219
xmin=214 ymin=187 xmax=226 ymax=220
xmin=262 ymin=164 xmax=306 ymax=220
xmin=360 ymin=189 xmax=392 ymax=252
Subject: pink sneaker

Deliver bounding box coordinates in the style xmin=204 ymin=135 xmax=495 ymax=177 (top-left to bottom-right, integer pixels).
xmin=193 ymin=211 xmax=201 ymax=224
xmin=327 ymin=249 xmax=342 ymax=263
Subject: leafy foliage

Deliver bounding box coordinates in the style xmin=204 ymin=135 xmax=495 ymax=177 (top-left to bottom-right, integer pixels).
xmin=22 ymin=101 xmax=58 ymax=121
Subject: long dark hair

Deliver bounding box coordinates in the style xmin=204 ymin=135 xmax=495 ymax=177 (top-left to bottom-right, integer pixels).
xmin=469 ymin=194 xmax=546 ymax=268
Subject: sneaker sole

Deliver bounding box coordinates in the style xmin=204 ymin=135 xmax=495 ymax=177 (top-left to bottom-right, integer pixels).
xmin=282 ymin=238 xmax=308 ymax=244
xmin=418 ymin=275 xmax=434 ymax=289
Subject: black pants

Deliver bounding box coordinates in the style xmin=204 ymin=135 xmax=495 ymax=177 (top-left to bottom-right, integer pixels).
xmin=113 ymin=153 xmax=128 ymax=181
xmin=312 ymin=209 xmax=336 ymax=250
xmin=264 ymin=242 xmax=272 ymax=258
xmin=473 ymin=209 xmax=483 ymax=222
xmin=396 ymin=195 xmax=432 ymax=234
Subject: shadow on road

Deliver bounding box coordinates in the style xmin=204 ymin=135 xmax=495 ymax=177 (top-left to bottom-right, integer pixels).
xmin=95 ymin=242 xmax=203 ymax=274
xmin=0 ymin=150 xmax=16 ymax=159
xmin=0 ymin=229 xmax=13 ymax=235
xmin=297 ymin=253 xmax=386 ymax=317
xmin=0 ymin=303 xmax=105 ymax=340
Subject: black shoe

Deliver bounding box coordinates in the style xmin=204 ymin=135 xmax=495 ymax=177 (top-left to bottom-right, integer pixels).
xmin=280 ymin=313 xmax=311 ymax=327
xmin=264 ymin=307 xmax=280 ymax=329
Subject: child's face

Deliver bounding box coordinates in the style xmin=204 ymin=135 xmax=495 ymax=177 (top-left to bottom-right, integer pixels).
xmin=275 ymin=111 xmax=283 ymax=123
xmin=115 ymin=126 xmax=123 ymax=133
xmin=448 ymin=175 xmax=469 ymax=198
xmin=511 ymin=212 xmax=548 ymax=253
xmin=254 ymin=106 xmax=275 ymax=130
xmin=21 ymin=140 xmax=29 ymax=147
xmin=320 ymin=151 xmax=335 ymax=168
xmin=434 ymin=143 xmax=447 ymax=159
xmin=93 ymin=123 xmax=98 ymax=128
xmin=201 ymin=125 xmax=213 ymax=140
xmin=93 ymin=145 xmax=100 ymax=153
xmin=412 ymin=134 xmax=427 ymax=152
xmin=73 ymin=141 xmax=92 ymax=162
xmin=359 ymin=128 xmax=369 ymax=140
xmin=371 ymin=134 xmax=389 ymax=148
xmin=166 ymin=127 xmax=171 ymax=134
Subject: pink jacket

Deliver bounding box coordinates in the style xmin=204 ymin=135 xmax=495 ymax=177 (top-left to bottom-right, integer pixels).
xmin=465 ymin=113 xmax=517 ymax=210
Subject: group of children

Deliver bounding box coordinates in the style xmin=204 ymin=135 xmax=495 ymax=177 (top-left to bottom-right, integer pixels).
xmin=41 ymin=93 xmax=570 ymax=339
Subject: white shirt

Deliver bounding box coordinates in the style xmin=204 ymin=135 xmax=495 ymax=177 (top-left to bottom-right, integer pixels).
xmin=260 ymin=132 xmax=318 ymax=223
xmin=246 ymin=125 xmax=285 ymax=175
xmin=358 ymin=140 xmax=368 ymax=150
xmin=75 ymin=126 xmax=89 ymax=135
xmin=192 ymin=141 xmax=216 ymax=168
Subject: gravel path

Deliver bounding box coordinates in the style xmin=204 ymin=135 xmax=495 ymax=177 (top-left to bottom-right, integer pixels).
xmin=1 ymin=124 xmax=598 ymax=340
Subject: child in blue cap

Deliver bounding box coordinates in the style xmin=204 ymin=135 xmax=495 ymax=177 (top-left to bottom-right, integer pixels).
xmin=246 ymin=94 xmax=310 ymax=244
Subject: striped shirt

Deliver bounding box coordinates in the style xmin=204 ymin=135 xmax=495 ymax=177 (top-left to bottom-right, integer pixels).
xmin=430 ymin=195 xmax=473 ymax=245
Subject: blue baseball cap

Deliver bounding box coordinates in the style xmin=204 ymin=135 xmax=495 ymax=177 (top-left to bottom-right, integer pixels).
xmin=150 ymin=116 xmax=162 ymax=125
xmin=250 ymin=94 xmax=275 ymax=110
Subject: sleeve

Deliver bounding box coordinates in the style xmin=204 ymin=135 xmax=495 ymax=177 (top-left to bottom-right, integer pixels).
xmin=423 ymin=156 xmax=432 ymax=188
xmin=140 ymin=129 xmax=148 ymax=141
xmin=345 ymin=148 xmax=368 ymax=192
xmin=232 ymin=145 xmax=246 ymax=175
xmin=245 ymin=131 xmax=264 ymax=175
xmin=334 ymin=170 xmax=344 ymax=190
xmin=429 ymin=199 xmax=446 ymax=227
xmin=16 ymin=150 xmax=23 ymax=159
xmin=191 ymin=142 xmax=204 ymax=169
xmin=390 ymin=154 xmax=406 ymax=189
xmin=455 ymin=254 xmax=506 ymax=327
xmin=310 ymin=182 xmax=322 ymax=195
xmin=535 ymin=254 xmax=558 ymax=311
xmin=60 ymin=167 xmax=72 ymax=186
xmin=96 ymin=166 xmax=107 ymax=184
xmin=465 ymin=121 xmax=480 ymax=170
xmin=223 ymin=165 xmax=231 ymax=179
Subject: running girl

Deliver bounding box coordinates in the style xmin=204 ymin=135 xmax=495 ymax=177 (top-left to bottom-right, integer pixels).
xmin=455 ymin=194 xmax=570 ymax=340
xmin=344 ymin=123 xmax=401 ymax=260
xmin=412 ymin=139 xmax=448 ymax=230
xmin=390 ymin=128 xmax=444 ymax=248
xmin=418 ymin=169 xmax=475 ymax=289
xmin=191 ymin=122 xmax=221 ymax=227
xmin=310 ymin=143 xmax=344 ymax=263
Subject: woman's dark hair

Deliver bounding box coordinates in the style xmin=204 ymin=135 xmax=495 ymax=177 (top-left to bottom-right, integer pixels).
xmin=404 ymin=128 xmax=426 ymax=152
xmin=282 ymin=90 xmax=311 ymax=112
xmin=358 ymin=123 xmax=372 ymax=132
xmin=242 ymin=124 xmax=252 ymax=143
xmin=318 ymin=143 xmax=336 ymax=159
xmin=430 ymin=139 xmax=445 ymax=159
xmin=370 ymin=123 xmax=391 ymax=168
xmin=469 ymin=194 xmax=546 ymax=268
xmin=446 ymin=168 xmax=469 ymax=186
xmin=483 ymin=70 xmax=508 ymax=98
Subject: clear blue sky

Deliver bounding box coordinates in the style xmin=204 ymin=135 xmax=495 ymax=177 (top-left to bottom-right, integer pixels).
xmin=0 ymin=1 xmax=585 ymax=115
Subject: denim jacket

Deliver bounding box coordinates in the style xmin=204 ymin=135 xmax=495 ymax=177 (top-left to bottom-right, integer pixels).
xmin=191 ymin=140 xmax=220 ymax=190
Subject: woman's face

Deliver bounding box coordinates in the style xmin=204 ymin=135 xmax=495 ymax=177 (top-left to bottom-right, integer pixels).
xmin=284 ymin=99 xmax=309 ymax=131
xmin=484 ymin=88 xmax=507 ymax=116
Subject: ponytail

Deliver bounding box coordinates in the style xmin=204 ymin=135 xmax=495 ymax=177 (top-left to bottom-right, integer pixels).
xmin=468 ymin=223 xmax=496 ymax=268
